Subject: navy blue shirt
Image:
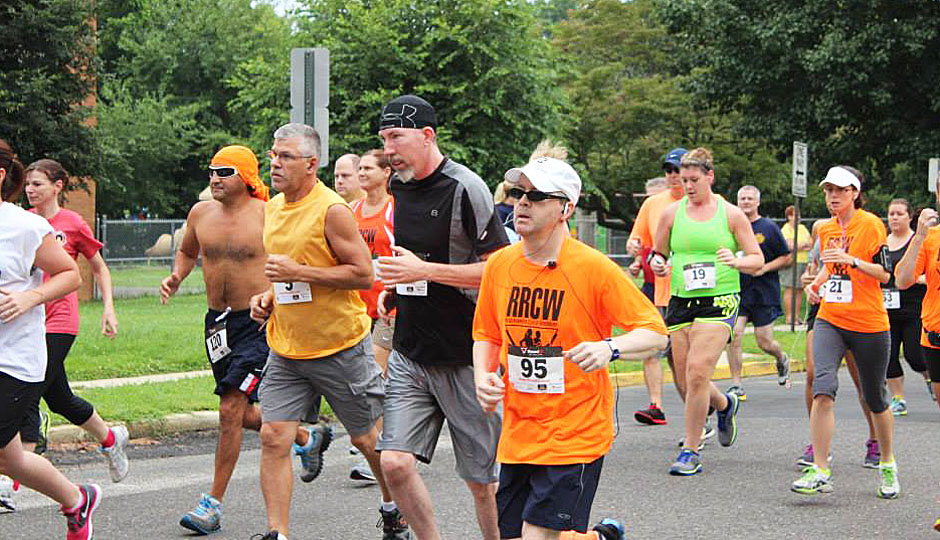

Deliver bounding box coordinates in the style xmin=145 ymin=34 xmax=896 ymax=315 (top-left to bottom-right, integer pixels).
xmin=740 ymin=217 xmax=790 ymax=307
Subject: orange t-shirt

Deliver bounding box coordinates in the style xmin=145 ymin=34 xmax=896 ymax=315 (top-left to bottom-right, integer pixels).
xmin=817 ymin=209 xmax=889 ymax=333
xmin=907 ymin=227 xmax=940 ymax=348
xmin=473 ymin=237 xmax=667 ymax=465
xmin=352 ymin=197 xmax=395 ymax=319
xmin=629 ymin=190 xmax=682 ymax=307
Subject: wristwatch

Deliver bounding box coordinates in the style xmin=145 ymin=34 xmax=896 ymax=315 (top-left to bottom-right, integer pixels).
xmin=604 ymin=338 xmax=621 ymax=360
xmin=851 ymin=257 xmax=860 ymax=268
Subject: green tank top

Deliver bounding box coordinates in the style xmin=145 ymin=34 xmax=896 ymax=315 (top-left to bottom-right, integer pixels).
xmin=670 ymin=195 xmax=740 ymax=298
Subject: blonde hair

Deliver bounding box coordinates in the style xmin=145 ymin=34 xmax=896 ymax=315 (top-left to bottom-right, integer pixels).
xmin=494 ymin=181 xmax=510 ymax=204
xmin=680 ymin=147 xmax=714 ymax=172
xmin=530 ymin=139 xmax=569 ymax=161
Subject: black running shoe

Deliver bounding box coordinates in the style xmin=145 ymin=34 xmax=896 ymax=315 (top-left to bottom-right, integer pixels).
xmin=634 ymin=403 xmax=667 ymax=425
xmin=377 ymin=507 xmax=411 ymax=540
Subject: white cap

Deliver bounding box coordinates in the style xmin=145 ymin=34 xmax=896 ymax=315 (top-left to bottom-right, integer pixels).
xmin=504 ymin=157 xmax=581 ymax=206
xmin=819 ymin=166 xmax=860 ymax=190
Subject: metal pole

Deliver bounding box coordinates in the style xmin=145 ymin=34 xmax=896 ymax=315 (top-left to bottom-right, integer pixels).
xmin=789 ymin=199 xmax=801 ymax=332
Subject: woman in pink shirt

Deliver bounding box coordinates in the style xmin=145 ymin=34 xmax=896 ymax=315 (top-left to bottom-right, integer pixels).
xmin=21 ymin=159 xmax=129 ymax=484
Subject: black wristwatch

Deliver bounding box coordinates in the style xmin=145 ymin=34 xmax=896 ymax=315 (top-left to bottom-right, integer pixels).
xmin=604 ymin=338 xmax=621 ymax=360
xmin=851 ymin=257 xmax=860 ymax=268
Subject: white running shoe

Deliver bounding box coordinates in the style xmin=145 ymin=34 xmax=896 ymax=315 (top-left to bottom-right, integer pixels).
xmin=100 ymin=425 xmax=130 ymax=482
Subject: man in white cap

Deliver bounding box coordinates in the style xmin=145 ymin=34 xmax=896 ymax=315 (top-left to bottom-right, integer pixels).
xmin=473 ymin=156 xmax=668 ymax=540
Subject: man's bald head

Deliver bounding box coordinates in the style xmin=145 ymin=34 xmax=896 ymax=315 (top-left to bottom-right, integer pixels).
xmin=334 ymin=153 xmax=363 ymax=202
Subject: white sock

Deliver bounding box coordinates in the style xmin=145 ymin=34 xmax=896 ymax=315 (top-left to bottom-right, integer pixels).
xmin=382 ymin=501 xmax=397 ymax=512
xmin=65 ymin=487 xmax=86 ymax=512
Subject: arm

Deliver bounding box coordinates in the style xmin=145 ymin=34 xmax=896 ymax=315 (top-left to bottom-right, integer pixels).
xmin=718 ymin=204 xmax=763 ymax=273
xmin=820 ymin=247 xmax=890 ymax=284
xmin=0 ymin=235 xmax=80 ymax=323
xmin=265 ymin=204 xmax=373 ymax=290
xmin=473 ymin=340 xmax=505 ymax=413
xmin=377 ymin=247 xmax=497 ymax=289
xmin=745 ymin=253 xmax=792 ymax=277
xmin=564 ymin=329 xmax=668 ymax=373
xmin=87 ymin=252 xmax=118 ymax=337
xmin=161 ymin=209 xmax=201 ymax=304
xmin=896 ymin=208 xmax=937 ymax=289
xmin=650 ymin=204 xmax=678 ymax=276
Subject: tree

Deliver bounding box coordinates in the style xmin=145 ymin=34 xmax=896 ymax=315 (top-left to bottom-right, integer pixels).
xmin=0 ymin=0 xmax=100 ymax=178
xmin=657 ymin=0 xmax=940 ymax=214
xmin=554 ymin=0 xmax=789 ymax=224
xmin=292 ymin=0 xmax=565 ymax=186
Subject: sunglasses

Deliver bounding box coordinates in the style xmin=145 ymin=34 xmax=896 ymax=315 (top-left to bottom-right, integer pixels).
xmin=507 ymin=187 xmax=568 ymax=202
xmin=663 ymin=164 xmax=680 ymax=174
xmin=209 ymin=166 xmax=238 ymax=178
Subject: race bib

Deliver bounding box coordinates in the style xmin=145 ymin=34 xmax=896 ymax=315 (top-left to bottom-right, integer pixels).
xmin=507 ymin=345 xmax=565 ymax=394
xmin=824 ymin=275 xmax=853 ymax=303
xmin=683 ymin=262 xmax=716 ymax=291
xmin=396 ymin=281 xmax=428 ymax=296
xmin=205 ymin=322 xmax=231 ymax=364
xmin=882 ymin=288 xmax=900 ymax=310
xmin=274 ymin=281 xmax=312 ymax=304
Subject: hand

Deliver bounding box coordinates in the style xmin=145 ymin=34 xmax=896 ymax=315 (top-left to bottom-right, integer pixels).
xmin=475 ymin=372 xmax=505 ymax=413
xmin=917 ymin=208 xmax=939 ymax=238
xmin=376 ymin=289 xmax=394 ymax=319
xmin=0 ymin=288 xmax=43 ymax=324
xmin=626 ymin=237 xmax=642 ymax=257
xmin=716 ymin=248 xmax=737 ymax=268
xmin=249 ymin=290 xmax=274 ymax=324
xmin=101 ymin=308 xmax=118 ymax=339
xmin=649 ymin=252 xmax=669 ymax=277
xmin=160 ymin=273 xmax=181 ymax=305
xmin=805 ymin=282 xmax=821 ymax=305
xmin=800 ymin=270 xmax=816 ymax=288
xmin=564 ymin=341 xmax=613 ymax=373
xmin=820 ymin=248 xmax=852 ymax=266
xmin=627 ymin=259 xmax=641 ymax=277
xmin=376 ymin=246 xmax=428 ymax=287
xmin=752 ymin=265 xmax=766 ymax=277
xmin=265 ymin=254 xmax=302 ymax=283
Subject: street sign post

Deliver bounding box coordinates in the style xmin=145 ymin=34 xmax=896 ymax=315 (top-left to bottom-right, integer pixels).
xmin=290 ymin=48 xmax=329 ymax=166
xmin=929 ymin=157 xmax=938 ymax=193
xmin=792 ymin=142 xmax=808 ymax=198
xmin=789 ymin=142 xmax=808 ymax=331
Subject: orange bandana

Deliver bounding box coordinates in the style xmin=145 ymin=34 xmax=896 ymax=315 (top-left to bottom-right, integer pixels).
xmin=210 ymin=145 xmax=269 ymax=201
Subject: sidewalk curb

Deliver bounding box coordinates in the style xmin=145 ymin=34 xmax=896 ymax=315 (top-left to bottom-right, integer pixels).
xmin=49 ymin=360 xmax=806 ymax=445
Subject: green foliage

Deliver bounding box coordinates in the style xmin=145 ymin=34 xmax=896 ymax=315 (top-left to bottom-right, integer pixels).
xmin=554 ymin=0 xmax=789 ymax=223
xmin=0 ymin=0 xmax=100 ymax=177
xmin=657 ymin=0 xmax=940 ymax=215
xmin=294 ymin=0 xmax=565 ymax=186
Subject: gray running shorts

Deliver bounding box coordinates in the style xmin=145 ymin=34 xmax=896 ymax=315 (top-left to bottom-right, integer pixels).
xmin=372 ymin=317 xmax=395 ymax=352
xmin=376 ymin=350 xmax=500 ymax=484
xmin=260 ymin=336 xmax=384 ymax=437
xmin=811 ymin=319 xmax=890 ymax=413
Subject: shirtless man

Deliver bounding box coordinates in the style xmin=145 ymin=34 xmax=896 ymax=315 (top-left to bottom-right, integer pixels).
xmin=160 ymin=145 xmax=325 ymax=536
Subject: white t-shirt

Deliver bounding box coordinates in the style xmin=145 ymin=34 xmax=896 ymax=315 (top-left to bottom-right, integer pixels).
xmin=0 ymin=202 xmax=54 ymax=382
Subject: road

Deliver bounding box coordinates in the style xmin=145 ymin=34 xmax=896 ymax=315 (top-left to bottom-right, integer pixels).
xmin=2 ymin=373 xmax=937 ymax=539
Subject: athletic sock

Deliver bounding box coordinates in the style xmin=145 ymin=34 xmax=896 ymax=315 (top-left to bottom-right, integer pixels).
xmin=880 ymin=457 xmax=896 ymax=468
xmin=64 ymin=486 xmax=86 ymax=512
xmin=381 ymin=501 xmax=397 ymax=512
xmin=101 ymin=428 xmax=115 ymax=448
xmin=559 ymin=531 xmax=599 ymax=539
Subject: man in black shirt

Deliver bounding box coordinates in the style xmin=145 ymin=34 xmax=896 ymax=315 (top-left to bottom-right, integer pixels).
xmin=375 ymin=95 xmax=509 ymax=540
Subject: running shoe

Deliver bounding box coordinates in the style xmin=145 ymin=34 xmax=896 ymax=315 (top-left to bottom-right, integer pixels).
xmin=350 ymin=460 xmax=377 ymax=483
xmin=0 ymin=475 xmax=17 ymax=512
xmin=592 ymin=518 xmax=627 ymax=540
xmin=890 ymin=396 xmax=908 ymax=416
xmin=100 ymin=425 xmax=130 ymax=482
xmin=878 ymin=461 xmax=900 ymax=499
xmin=62 ymin=483 xmax=101 ymax=540
xmin=796 ymin=444 xmax=832 ymax=469
xmin=35 ymin=409 xmax=51 ymax=455
xmin=251 ymin=532 xmax=287 ymax=540
xmin=180 ymin=493 xmax=222 ymax=535
xmin=677 ymin=421 xmax=715 ymax=451
xmin=294 ymin=424 xmax=334 ymax=483
xmin=716 ymin=392 xmax=740 ymax=447
xmin=668 ymin=449 xmax=702 ymax=476
xmin=934 ymin=512 xmax=940 ymax=532
xmin=349 ymin=445 xmax=361 ymax=456
xmin=791 ymin=465 xmax=832 ymax=495
xmin=864 ymin=439 xmax=881 ymax=469
xmin=377 ymin=507 xmax=410 ymax=540
xmin=776 ymin=353 xmax=791 ymax=386
xmin=634 ymin=403 xmax=667 ymax=425
xmin=726 ymin=384 xmax=747 ymax=402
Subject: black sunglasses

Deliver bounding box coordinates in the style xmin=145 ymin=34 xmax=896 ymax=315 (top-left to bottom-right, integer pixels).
xmin=507 ymin=187 xmax=567 ymax=202
xmin=663 ymin=164 xmax=679 ymax=174
xmin=209 ymin=166 xmax=238 ymax=178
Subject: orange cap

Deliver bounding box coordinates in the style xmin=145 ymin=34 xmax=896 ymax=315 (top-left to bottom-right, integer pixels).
xmin=210 ymin=145 xmax=269 ymax=201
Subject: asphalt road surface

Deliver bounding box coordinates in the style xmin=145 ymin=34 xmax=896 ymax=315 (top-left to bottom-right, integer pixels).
xmin=2 ymin=373 xmax=938 ymax=539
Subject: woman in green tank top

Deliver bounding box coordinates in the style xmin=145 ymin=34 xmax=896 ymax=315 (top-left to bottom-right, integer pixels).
xmin=649 ymin=147 xmax=764 ymax=477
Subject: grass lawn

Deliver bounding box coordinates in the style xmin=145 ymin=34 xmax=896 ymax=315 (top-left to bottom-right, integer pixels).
xmin=109 ymin=263 xmax=205 ymax=295
xmin=71 ymin=294 xmax=209 ymax=381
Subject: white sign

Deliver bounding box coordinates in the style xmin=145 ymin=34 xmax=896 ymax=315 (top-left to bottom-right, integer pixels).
xmin=792 ymin=142 xmax=808 ymax=198
xmin=929 ymin=157 xmax=939 ymax=193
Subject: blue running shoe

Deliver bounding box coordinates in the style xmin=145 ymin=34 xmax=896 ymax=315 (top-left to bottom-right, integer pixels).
xmin=716 ymin=392 xmax=740 ymax=447
xmin=669 ymin=449 xmax=702 ymax=476
xmin=180 ymin=493 xmax=221 ymax=535
xmin=592 ymin=518 xmax=626 ymax=540
xmin=293 ymin=424 xmax=334 ymax=483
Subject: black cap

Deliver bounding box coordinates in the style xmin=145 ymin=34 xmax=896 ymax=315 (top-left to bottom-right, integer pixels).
xmin=379 ymin=95 xmax=436 ymax=131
